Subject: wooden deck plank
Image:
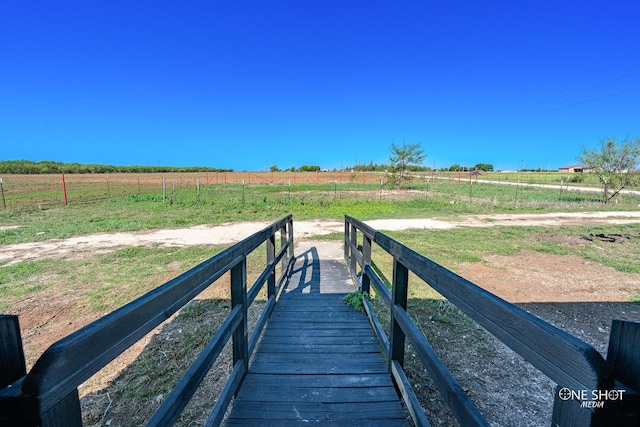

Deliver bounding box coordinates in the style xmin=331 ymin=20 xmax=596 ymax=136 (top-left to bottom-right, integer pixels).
xmin=227 ymin=401 xmax=407 ymax=419
xmin=254 ymin=343 xmax=382 ymax=354
xmin=225 ymin=419 xmax=409 ymax=427
xmin=225 ymin=244 xmax=409 ymax=426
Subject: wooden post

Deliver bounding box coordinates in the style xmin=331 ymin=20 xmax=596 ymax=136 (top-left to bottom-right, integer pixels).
xmin=552 ymin=320 xmax=640 ymax=426
xmin=280 ymin=225 xmax=288 ymax=274
xmin=361 ymin=236 xmax=372 ymax=295
xmin=40 ymin=390 xmax=83 ymax=427
xmin=0 ymin=315 xmax=26 ymax=389
xmin=1 ymin=316 xmax=83 ymax=426
xmin=389 ymin=260 xmax=409 ymax=369
xmin=267 ymin=235 xmax=276 ymax=298
xmin=230 ymin=257 xmax=248 ymax=384
xmin=349 ymin=224 xmax=357 ymax=278
xmin=287 ymin=219 xmax=294 ymax=262
xmin=344 ymin=220 xmax=350 ymax=262
xmin=599 ymin=320 xmax=640 ymax=425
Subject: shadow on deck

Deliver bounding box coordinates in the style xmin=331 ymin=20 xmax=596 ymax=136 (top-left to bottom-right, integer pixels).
xmin=225 ymin=244 xmax=409 ymax=426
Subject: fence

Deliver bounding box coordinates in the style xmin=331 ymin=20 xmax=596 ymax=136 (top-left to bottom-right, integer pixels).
xmin=0 ymin=215 xmax=295 ymax=426
xmin=1 ymin=172 xmax=631 ymax=210
xmin=344 ymin=215 xmax=639 ymax=426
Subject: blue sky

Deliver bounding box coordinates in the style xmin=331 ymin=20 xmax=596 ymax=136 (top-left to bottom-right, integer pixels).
xmin=1 ymin=1 xmax=639 ymax=172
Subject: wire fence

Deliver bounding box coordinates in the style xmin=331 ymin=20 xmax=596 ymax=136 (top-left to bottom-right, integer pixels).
xmin=0 ymin=172 xmax=637 ymax=210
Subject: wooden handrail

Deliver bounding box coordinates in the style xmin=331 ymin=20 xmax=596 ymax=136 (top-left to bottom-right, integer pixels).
xmin=344 ymin=215 xmax=621 ymax=426
xmin=0 ymin=215 xmax=294 ymax=426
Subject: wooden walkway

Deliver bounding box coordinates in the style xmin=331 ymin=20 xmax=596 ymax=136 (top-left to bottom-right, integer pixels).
xmin=225 ymin=243 xmax=409 ymax=426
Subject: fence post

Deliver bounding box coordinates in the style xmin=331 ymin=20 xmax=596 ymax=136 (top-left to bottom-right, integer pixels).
xmin=267 ymin=234 xmax=276 ymax=298
xmin=230 ymin=257 xmax=248 ymax=384
xmin=389 ymin=259 xmax=409 ymax=369
xmin=0 ymin=178 xmax=6 ymax=210
xmin=61 ymin=174 xmax=68 ymax=206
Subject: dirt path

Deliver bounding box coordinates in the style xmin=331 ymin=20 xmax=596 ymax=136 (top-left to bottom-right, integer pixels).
xmin=2 ymin=211 xmax=640 ymax=265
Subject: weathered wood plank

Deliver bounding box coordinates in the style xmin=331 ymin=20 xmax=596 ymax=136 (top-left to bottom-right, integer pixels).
xmin=227 ymin=401 xmax=406 ymax=420
xmin=240 ymin=374 xmax=395 ymax=388
xmin=225 ymin=419 xmax=408 ymax=427
xmin=234 ymin=385 xmax=399 ymax=403
xmin=251 ymin=352 xmax=384 ymax=364
xmin=255 ymin=343 xmax=381 ymax=354
xmin=249 ymin=361 xmax=388 ymax=375
xmin=261 ymin=328 xmax=373 ymax=337
xmin=257 ymin=335 xmax=377 ymax=345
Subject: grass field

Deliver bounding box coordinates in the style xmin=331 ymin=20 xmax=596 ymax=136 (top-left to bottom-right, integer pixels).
xmin=2 ymin=171 xmax=638 ymax=210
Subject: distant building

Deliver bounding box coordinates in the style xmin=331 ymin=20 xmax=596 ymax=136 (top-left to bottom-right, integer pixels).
xmin=558 ymin=165 xmax=585 ymax=173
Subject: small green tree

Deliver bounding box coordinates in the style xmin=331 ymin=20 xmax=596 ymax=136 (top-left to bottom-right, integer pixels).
xmin=389 ymin=139 xmax=426 ymax=188
xmin=578 ymin=136 xmax=640 ymax=204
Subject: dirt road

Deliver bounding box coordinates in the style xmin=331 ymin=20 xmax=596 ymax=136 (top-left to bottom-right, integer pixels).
xmin=2 ymin=211 xmax=640 ymax=266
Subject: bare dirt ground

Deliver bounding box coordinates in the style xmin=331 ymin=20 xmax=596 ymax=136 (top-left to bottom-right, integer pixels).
xmin=3 ymin=211 xmax=640 ymax=425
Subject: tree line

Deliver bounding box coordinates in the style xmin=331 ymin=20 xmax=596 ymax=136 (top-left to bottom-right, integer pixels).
xmin=0 ymin=160 xmax=232 ymax=175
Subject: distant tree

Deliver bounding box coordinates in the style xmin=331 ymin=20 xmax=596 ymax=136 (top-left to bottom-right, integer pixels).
xmin=474 ymin=163 xmax=494 ymax=172
xmin=389 ymin=139 xmax=426 ymax=188
xmin=578 ymin=136 xmax=640 ymax=204
xmin=298 ymin=165 xmax=320 ymax=172
xmin=270 ymin=165 xmax=280 ymax=172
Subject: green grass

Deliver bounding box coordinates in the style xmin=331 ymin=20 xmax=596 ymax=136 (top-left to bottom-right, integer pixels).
xmin=382 ymin=223 xmax=640 ymax=274
xmin=3 ymin=180 xmax=640 ymax=246
xmin=343 ymin=290 xmax=364 ymax=311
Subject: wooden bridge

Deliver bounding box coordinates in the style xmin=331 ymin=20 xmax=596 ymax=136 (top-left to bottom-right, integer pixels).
xmin=225 ymin=242 xmax=407 ymax=426
xmin=1 ymin=215 xmax=639 ymax=426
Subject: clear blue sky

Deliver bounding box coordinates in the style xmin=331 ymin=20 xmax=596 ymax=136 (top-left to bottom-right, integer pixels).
xmin=1 ymin=1 xmax=639 ymax=172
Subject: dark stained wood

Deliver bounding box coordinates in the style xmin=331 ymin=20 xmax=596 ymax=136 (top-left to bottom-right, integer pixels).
xmin=345 ymin=215 xmax=613 ymax=394
xmin=389 ymin=260 xmax=408 ymax=369
xmin=0 ymin=316 xmax=26 ymax=390
xmin=225 ymin=247 xmax=408 ymax=426
xmin=1 ymin=216 xmax=294 ymax=426
xmin=607 ymin=320 xmax=640 ymax=392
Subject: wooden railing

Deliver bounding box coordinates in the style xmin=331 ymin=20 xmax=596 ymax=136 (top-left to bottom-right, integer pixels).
xmin=0 ymin=215 xmax=295 ymax=426
xmin=344 ymin=215 xmax=639 ymax=427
